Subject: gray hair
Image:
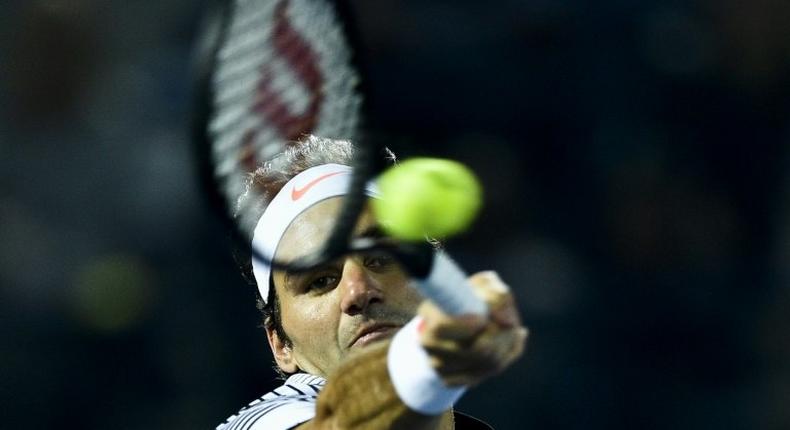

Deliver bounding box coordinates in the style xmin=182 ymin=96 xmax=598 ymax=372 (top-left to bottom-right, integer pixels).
xmin=235 ymin=135 xmax=357 ymax=237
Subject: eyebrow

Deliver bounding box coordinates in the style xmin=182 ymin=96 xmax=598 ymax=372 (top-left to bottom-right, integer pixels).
xmin=354 ymin=224 xmax=387 ymax=240
xmin=283 ymin=267 xmax=310 ymax=291
xmin=281 ymin=224 xmax=387 ymax=289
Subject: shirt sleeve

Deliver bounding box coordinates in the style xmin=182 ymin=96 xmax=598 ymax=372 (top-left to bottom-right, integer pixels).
xmin=217 ymin=396 xmax=316 ymax=430
xmin=217 ymin=375 xmax=323 ymax=430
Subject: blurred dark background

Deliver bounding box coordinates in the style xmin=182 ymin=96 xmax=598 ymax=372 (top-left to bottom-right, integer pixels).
xmin=2 ymin=0 xmax=790 ymax=428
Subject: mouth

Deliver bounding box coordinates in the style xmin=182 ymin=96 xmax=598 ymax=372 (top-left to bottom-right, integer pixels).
xmin=350 ymin=324 xmax=401 ymax=348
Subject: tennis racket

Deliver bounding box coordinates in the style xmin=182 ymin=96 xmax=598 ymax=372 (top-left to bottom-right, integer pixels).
xmin=192 ymin=0 xmax=486 ymax=316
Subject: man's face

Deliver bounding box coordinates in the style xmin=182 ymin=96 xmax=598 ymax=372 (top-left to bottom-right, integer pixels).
xmin=267 ymin=197 xmax=423 ymax=377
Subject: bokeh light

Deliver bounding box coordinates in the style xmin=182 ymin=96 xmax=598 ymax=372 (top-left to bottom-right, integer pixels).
xmin=69 ymin=254 xmax=159 ymax=333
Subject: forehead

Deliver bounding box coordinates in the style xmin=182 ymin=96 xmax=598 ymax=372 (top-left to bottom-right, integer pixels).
xmin=274 ymin=197 xmax=377 ymax=262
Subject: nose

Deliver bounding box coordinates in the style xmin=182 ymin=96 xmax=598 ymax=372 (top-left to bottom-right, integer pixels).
xmin=339 ymin=258 xmax=383 ymax=315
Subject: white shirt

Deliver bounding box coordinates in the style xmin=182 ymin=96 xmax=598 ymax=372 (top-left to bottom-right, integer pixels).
xmin=217 ymin=373 xmax=325 ymax=430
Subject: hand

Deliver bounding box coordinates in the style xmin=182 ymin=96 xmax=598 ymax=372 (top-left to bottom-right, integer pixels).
xmin=417 ymin=271 xmax=528 ymax=387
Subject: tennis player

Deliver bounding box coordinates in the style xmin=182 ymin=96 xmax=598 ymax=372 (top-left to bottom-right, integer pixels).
xmin=217 ymin=136 xmax=527 ymax=429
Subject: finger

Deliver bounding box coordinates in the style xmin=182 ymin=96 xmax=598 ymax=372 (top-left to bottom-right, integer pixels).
xmin=466 ymin=325 xmax=526 ymax=371
xmin=427 ymin=325 xmax=528 ymax=378
xmin=488 ymin=299 xmax=521 ymax=329
xmin=467 ymin=271 xmax=510 ymax=305
xmin=423 ymin=321 xmax=528 ymax=364
xmin=428 ymin=353 xmax=499 ymax=386
xmin=430 ymin=333 xmax=523 ymax=387
xmin=421 ymin=337 xmax=468 ymax=354
xmin=418 ymin=301 xmax=486 ymax=341
xmin=502 ymin=326 xmax=528 ymax=365
xmin=435 ymin=365 xmax=499 ymax=387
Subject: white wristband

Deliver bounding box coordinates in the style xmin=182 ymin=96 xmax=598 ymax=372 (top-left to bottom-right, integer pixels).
xmin=387 ymin=317 xmax=467 ymax=415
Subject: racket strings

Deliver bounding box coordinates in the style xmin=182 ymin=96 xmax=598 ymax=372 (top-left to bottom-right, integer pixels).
xmin=210 ymin=0 xmax=362 ymax=212
xmin=203 ymin=0 xmax=366 ymax=269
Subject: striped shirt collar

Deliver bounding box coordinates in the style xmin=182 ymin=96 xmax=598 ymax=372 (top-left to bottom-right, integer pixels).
xmin=286 ymin=373 xmax=327 ymax=387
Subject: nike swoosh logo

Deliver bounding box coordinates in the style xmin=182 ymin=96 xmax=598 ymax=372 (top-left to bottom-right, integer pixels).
xmin=291 ymin=171 xmax=344 ymax=201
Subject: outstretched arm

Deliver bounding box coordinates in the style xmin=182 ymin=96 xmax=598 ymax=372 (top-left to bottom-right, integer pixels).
xmin=304 ymin=340 xmax=454 ymax=430
xmin=298 ymin=271 xmax=527 ymax=430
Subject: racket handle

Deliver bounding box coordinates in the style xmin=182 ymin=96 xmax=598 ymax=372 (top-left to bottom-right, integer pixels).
xmin=416 ymin=252 xmax=488 ymax=316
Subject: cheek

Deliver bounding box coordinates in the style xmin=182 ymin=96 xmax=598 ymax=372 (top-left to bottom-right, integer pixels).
xmin=379 ymin=271 xmax=423 ymax=309
xmin=282 ymin=294 xmax=341 ymax=346
xmin=402 ymin=284 xmax=424 ymax=311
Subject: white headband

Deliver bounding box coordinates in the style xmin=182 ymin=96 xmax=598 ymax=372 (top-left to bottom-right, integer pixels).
xmin=251 ymin=163 xmax=379 ymax=303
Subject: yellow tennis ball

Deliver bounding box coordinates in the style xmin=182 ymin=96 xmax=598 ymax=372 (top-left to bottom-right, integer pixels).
xmin=372 ymin=158 xmax=483 ymax=241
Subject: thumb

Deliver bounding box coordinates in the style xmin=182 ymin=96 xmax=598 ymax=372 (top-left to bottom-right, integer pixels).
xmin=468 ymin=271 xmax=520 ymax=328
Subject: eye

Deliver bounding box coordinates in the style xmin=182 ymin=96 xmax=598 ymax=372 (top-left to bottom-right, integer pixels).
xmin=305 ymin=275 xmax=338 ymax=292
xmin=364 ymin=253 xmax=395 ymax=269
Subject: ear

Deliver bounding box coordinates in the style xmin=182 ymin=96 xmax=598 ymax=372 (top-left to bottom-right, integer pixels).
xmin=265 ymin=325 xmax=299 ymax=374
